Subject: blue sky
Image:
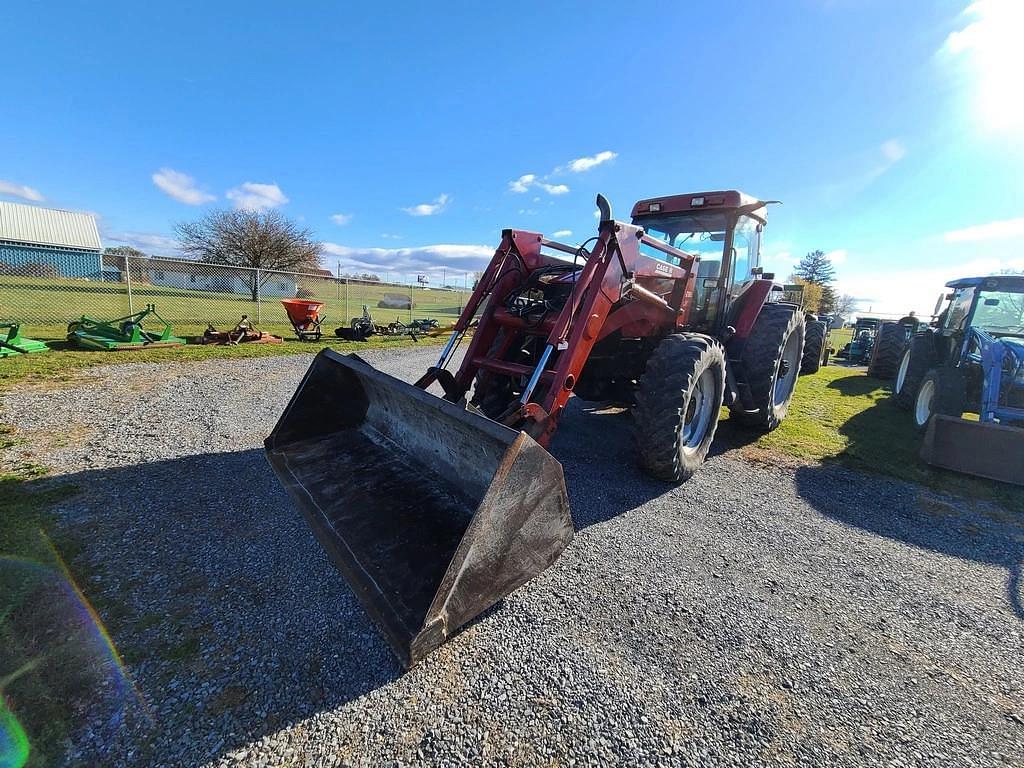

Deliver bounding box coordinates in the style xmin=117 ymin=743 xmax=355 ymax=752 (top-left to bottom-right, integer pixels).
xmin=2 ymin=0 xmax=1022 ymax=314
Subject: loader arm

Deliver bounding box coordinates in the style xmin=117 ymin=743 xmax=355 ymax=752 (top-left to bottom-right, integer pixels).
xmin=423 ymin=202 xmax=696 ymax=447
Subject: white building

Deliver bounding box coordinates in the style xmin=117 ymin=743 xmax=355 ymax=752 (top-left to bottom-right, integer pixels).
xmin=147 ymin=264 xmax=297 ymax=297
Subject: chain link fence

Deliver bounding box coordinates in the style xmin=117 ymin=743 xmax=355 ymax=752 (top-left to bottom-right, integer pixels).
xmin=0 ymin=253 xmax=472 ymax=341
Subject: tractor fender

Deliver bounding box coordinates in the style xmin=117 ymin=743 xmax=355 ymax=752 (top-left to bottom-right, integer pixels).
xmin=726 ymin=280 xmax=774 ymax=340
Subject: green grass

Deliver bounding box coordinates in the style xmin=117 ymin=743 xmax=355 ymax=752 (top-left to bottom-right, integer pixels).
xmin=731 ymin=363 xmax=1024 ymax=513
xmin=0 ymin=273 xmax=469 ymax=342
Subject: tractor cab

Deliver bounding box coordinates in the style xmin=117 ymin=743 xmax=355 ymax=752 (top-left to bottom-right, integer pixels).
xmin=934 ymin=275 xmax=1024 ymax=340
xmin=630 ymin=191 xmax=771 ymax=331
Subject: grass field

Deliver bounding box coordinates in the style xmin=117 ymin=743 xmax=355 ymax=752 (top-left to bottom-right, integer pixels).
xmin=0 ymin=273 xmax=470 ymax=343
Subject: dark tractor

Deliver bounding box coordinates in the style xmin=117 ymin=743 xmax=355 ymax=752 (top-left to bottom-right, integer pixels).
xmin=801 ymin=313 xmax=832 ymax=375
xmin=836 ymin=316 xmax=882 ymax=364
xmin=892 ymin=275 xmax=1024 ymax=484
xmin=867 ymin=316 xmax=922 ymax=380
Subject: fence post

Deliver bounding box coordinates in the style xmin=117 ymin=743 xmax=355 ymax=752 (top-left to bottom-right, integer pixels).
xmin=124 ymin=255 xmax=134 ymax=314
xmin=255 ymin=267 xmax=261 ymax=323
xmin=345 ymin=280 xmax=349 ymax=320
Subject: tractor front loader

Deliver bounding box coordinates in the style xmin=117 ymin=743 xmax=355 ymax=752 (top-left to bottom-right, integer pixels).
xmin=266 ymin=193 xmax=806 ymax=666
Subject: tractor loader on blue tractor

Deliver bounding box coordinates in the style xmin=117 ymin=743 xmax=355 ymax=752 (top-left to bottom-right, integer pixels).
xmin=265 ymin=193 xmax=824 ymax=666
xmin=892 ymin=275 xmax=1024 ymax=485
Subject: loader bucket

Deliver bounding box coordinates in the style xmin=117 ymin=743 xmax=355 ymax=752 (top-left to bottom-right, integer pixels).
xmin=921 ymin=415 xmax=1024 ymax=486
xmin=265 ymin=349 xmax=573 ymax=667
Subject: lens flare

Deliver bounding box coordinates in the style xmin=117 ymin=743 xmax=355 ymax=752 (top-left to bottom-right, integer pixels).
xmin=0 ymin=700 xmax=29 ymax=768
xmin=0 ymin=538 xmax=141 ymax=761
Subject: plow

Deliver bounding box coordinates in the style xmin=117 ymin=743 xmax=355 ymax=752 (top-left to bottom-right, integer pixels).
xmin=266 ymin=191 xmax=812 ymax=666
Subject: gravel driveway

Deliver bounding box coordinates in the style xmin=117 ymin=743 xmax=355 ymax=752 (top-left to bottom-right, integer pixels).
xmin=5 ymin=346 xmax=1024 ymax=767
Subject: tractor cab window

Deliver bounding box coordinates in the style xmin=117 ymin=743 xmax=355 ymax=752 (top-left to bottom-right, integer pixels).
xmin=943 ymin=287 xmax=975 ymax=332
xmin=635 ymin=211 xmax=729 ymax=319
xmin=729 ymin=215 xmax=761 ymax=289
xmin=972 ymin=289 xmax=1024 ymax=336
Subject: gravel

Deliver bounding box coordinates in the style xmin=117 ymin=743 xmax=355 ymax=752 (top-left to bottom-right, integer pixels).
xmin=4 ymin=346 xmax=1024 ymax=767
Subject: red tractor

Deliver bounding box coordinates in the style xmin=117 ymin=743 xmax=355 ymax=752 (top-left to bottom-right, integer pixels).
xmin=266 ymin=192 xmax=810 ymax=667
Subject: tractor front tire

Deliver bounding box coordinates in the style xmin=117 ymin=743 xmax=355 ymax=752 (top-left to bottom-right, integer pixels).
xmin=634 ymin=334 xmax=726 ymax=483
xmin=732 ymin=304 xmax=805 ymax=431
xmin=913 ymin=367 xmax=966 ymax=432
xmin=867 ymin=322 xmax=905 ymax=380
xmin=893 ymin=332 xmax=936 ymax=410
xmin=801 ymin=320 xmax=827 ymax=375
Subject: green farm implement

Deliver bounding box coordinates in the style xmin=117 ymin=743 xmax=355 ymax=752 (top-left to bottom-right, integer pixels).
xmin=0 ymin=323 xmax=50 ymax=357
xmin=67 ymin=304 xmax=186 ymax=351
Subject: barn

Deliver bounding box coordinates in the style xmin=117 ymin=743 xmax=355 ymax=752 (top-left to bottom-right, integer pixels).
xmin=0 ymin=200 xmax=103 ymax=278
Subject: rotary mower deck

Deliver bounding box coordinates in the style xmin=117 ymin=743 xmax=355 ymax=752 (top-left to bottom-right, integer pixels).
xmin=0 ymin=323 xmax=50 ymax=357
xmin=67 ymin=304 xmax=186 ymax=350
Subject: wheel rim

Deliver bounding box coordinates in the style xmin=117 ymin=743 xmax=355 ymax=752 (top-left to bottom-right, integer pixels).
xmin=895 ymin=350 xmax=910 ymax=394
xmin=773 ymin=330 xmax=801 ymax=406
xmin=680 ymin=368 xmax=715 ymax=454
xmin=915 ymin=379 xmax=935 ymax=427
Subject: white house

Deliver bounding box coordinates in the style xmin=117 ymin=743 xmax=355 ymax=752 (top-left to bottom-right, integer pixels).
xmin=147 ymin=265 xmax=297 ymax=297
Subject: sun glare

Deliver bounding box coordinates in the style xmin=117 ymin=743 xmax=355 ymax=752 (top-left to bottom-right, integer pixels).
xmin=944 ymin=1 xmax=1024 ymax=133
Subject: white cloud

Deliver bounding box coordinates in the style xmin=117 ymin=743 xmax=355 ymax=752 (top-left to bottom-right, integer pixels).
xmin=402 ymin=193 xmax=450 ymax=216
xmin=152 ymin=168 xmax=215 ymax=205
xmin=330 ymin=213 xmax=353 ymax=225
xmin=563 ymin=150 xmax=618 ymax=173
xmin=943 ymin=216 xmax=1024 ymax=242
xmin=552 ymin=229 xmax=573 ymax=238
xmin=509 ymin=174 xmax=536 ymax=193
xmin=105 ymin=230 xmax=180 ymax=256
xmin=0 ymin=179 xmax=44 ymax=202
xmin=322 ymin=242 xmax=492 ymax=279
xmin=508 ymin=174 xmax=569 ymax=196
xmin=824 ymin=248 xmax=848 ymax=265
xmin=380 ymin=233 xmax=402 ymax=240
xmin=537 ymin=182 xmax=569 ymax=195
xmin=879 ymin=139 xmax=906 ymax=164
xmin=225 ymin=181 xmax=288 ymax=211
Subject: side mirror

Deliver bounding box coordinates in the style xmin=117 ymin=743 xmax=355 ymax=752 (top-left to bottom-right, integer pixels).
xmin=933 ymin=293 xmax=946 ymax=316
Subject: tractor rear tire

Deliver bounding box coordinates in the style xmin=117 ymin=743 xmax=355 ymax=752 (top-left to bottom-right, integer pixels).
xmin=867 ymin=322 xmax=905 ymax=380
xmin=893 ymin=332 xmax=936 ymax=410
xmin=634 ymin=334 xmax=726 ymax=483
xmin=914 ymin=368 xmax=966 ymax=432
xmin=801 ymin=320 xmax=827 ymax=375
xmin=731 ymin=304 xmax=805 ymax=432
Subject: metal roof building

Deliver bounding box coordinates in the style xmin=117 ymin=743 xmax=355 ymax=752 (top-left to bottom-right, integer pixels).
xmin=0 ymin=200 xmax=103 ymax=278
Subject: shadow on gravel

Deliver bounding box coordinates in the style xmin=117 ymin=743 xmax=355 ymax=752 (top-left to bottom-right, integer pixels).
xmin=49 ymin=397 xmax=780 ymax=763
xmin=41 ymin=450 xmax=403 ymax=764
xmin=794 ymin=462 xmax=1024 ymax=619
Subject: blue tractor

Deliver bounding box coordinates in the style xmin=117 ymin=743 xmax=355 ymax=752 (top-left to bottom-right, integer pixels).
xmin=892 ymin=275 xmax=1024 ymax=485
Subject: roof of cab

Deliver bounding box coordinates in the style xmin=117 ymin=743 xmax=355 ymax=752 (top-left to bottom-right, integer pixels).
xmin=946 ymin=275 xmax=1024 ymax=291
xmin=631 ymin=191 xmax=765 ymax=220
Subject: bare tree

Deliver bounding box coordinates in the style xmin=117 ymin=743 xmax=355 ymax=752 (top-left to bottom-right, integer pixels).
xmin=833 ymin=293 xmax=858 ymax=322
xmin=175 ymin=209 xmax=322 ymax=301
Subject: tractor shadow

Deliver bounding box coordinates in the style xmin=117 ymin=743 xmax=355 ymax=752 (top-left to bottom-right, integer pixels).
xmin=27 ymin=451 xmax=402 ymax=765
xmin=33 ymin=404 xmax=710 ymax=764
xmin=793 ymin=394 xmax=1024 ymax=620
